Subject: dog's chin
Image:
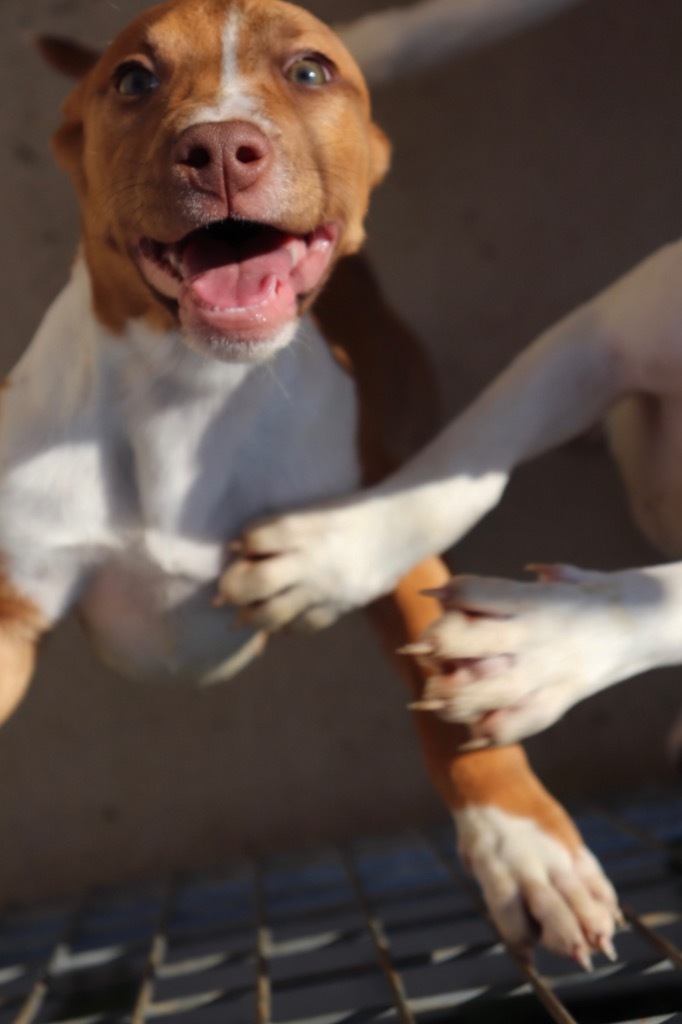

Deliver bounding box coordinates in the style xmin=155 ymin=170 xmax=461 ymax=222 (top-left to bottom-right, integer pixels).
xmin=177 ymin=273 xmax=300 ymax=363
xmin=133 ymin=219 xmax=337 ymax=364
xmin=180 ymin=315 xmax=298 ymax=364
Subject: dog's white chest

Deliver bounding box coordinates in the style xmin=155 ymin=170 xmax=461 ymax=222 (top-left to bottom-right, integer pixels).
xmin=0 ymin=266 xmax=360 ymax=682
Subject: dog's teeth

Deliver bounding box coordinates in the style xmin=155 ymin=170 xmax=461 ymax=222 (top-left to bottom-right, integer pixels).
xmin=284 ymin=239 xmax=306 ymax=267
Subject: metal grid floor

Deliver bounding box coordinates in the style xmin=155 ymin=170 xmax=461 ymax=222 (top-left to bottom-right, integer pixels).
xmin=2 ymin=792 xmax=682 ymax=1023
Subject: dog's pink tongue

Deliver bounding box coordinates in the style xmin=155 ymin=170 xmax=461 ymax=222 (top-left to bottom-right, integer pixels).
xmin=182 ymin=237 xmax=292 ymax=309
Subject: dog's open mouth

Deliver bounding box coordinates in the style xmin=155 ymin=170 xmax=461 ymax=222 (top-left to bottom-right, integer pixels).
xmin=135 ymin=219 xmax=338 ymax=347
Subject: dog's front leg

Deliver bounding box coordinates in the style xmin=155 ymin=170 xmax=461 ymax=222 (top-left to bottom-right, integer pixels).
xmin=367 ymin=556 xmax=620 ymax=967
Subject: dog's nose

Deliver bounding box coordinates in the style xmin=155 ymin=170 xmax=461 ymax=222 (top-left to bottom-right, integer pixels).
xmin=173 ymin=121 xmax=272 ymax=198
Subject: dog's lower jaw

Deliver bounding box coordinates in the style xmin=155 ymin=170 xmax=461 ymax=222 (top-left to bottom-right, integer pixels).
xmin=180 ymin=315 xmax=299 ymax=364
xmin=173 ymin=271 xmax=303 ymax=360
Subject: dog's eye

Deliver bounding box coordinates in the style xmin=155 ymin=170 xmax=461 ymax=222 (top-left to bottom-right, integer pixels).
xmin=114 ymin=61 xmax=159 ymax=97
xmin=286 ymin=56 xmax=331 ymax=87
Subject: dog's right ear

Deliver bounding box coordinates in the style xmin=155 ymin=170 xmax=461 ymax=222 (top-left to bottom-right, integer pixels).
xmin=34 ymin=35 xmax=100 ymax=79
xmin=37 ymin=37 xmax=99 ymax=197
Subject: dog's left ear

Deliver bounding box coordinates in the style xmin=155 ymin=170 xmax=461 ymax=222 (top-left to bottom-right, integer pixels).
xmin=370 ymin=124 xmax=391 ymax=187
xmin=34 ymin=35 xmax=101 ymax=79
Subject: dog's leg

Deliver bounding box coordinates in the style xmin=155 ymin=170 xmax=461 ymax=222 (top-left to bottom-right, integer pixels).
xmin=367 ymin=556 xmax=620 ymax=966
xmin=0 ymin=573 xmax=47 ymax=725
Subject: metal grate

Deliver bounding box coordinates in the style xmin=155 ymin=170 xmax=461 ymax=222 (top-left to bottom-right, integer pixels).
xmin=1 ymin=793 xmax=682 ymax=1023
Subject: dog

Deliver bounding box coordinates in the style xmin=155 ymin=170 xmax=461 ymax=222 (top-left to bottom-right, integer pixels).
xmin=5 ymin=0 xmax=618 ymax=970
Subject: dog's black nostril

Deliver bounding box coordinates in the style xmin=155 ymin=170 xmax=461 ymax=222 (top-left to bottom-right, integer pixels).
xmin=235 ymin=144 xmax=263 ymax=165
xmin=184 ymin=145 xmax=212 ymax=169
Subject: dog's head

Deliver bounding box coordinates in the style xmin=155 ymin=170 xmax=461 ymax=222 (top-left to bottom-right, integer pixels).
xmin=42 ymin=0 xmax=390 ymax=361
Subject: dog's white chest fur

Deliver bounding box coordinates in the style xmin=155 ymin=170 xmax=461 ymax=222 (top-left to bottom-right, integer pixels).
xmin=0 ymin=262 xmax=360 ymax=681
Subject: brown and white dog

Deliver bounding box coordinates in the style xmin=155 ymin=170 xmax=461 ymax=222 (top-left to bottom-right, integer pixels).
xmin=4 ymin=0 xmax=617 ymax=970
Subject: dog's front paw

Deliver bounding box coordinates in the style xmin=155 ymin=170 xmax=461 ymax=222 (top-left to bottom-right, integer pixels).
xmin=455 ymin=804 xmax=621 ymax=968
xmin=217 ymin=501 xmax=395 ymax=631
xmin=413 ymin=566 xmax=647 ymax=744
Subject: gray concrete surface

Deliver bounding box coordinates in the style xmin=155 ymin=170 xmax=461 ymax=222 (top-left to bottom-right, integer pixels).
xmin=0 ymin=0 xmax=681 ymax=904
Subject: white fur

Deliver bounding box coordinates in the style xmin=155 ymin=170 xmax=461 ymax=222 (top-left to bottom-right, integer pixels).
xmin=222 ymin=4 xmax=241 ymax=93
xmin=455 ymin=804 xmax=619 ymax=963
xmin=183 ymin=6 xmax=275 ymax=131
xmin=1 ymin=259 xmax=359 ymax=682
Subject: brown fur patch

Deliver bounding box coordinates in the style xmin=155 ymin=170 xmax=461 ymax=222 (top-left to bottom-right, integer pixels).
xmin=50 ymin=0 xmax=227 ymax=333
xmin=35 ymin=36 xmax=100 ymax=79
xmin=316 ymin=254 xmax=439 ymax=471
xmin=50 ymin=0 xmax=390 ymax=336
xmin=0 ymin=571 xmax=47 ymax=643
xmin=0 ymin=570 xmax=47 ymax=726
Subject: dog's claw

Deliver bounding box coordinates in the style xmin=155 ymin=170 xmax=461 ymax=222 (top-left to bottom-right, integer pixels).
xmin=573 ymin=945 xmax=593 ymax=973
xmin=397 ymin=641 xmax=435 ymax=656
xmin=419 ymin=585 xmax=454 ymax=600
xmin=595 ymin=934 xmax=618 ymax=962
xmin=407 ymin=698 xmax=447 ymax=711
xmin=457 ymin=736 xmax=491 ymax=751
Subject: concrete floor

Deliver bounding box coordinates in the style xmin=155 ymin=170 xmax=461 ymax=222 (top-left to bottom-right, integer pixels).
xmin=0 ymin=0 xmax=681 ymax=904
